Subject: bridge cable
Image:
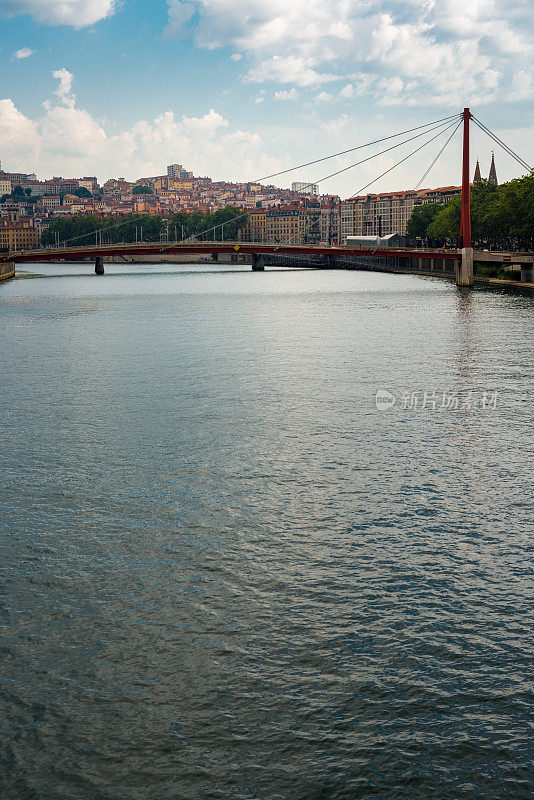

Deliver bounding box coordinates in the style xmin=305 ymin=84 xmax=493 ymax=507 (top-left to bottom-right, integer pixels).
xmin=248 ymin=114 xmax=461 ymax=185
xmin=59 ymin=115 xmax=462 ymax=247
xmin=187 ymin=117 xmax=461 ymax=243
xmin=292 ymin=116 xmax=461 ymax=195
xmin=349 ymin=118 xmax=461 ymax=198
xmin=414 ymin=119 xmax=463 ymax=190
xmin=471 ymin=116 xmax=532 ymax=173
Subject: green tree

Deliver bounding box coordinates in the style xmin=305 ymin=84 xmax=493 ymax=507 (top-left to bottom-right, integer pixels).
xmin=72 ymin=187 xmax=92 ymax=199
xmin=132 ymin=185 xmax=152 ymax=195
xmin=406 ymin=202 xmax=442 ymax=240
xmin=426 ymin=196 xmax=461 ymax=243
xmin=411 ymin=173 xmax=534 ymax=250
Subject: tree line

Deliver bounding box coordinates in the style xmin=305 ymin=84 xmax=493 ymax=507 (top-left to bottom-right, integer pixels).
xmin=40 ymin=206 xmax=247 ymax=247
xmin=406 ymin=173 xmax=533 ymax=251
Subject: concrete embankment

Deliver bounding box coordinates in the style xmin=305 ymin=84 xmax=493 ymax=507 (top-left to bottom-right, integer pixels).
xmin=0 ymin=261 xmax=15 ymax=282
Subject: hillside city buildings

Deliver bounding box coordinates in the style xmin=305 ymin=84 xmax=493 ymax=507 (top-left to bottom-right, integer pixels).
xmin=0 ymin=156 xmax=499 ymax=250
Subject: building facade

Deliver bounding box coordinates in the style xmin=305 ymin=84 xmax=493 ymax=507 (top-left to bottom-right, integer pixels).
xmin=340 ymin=186 xmax=461 ymax=242
xmin=0 ymin=223 xmax=39 ymax=251
xmin=292 ymin=181 xmax=318 ymax=195
xmin=241 ymin=200 xmax=326 ymax=244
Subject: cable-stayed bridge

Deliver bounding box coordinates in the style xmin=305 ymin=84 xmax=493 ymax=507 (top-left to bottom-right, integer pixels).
xmin=1 ymin=109 xmax=531 ymax=286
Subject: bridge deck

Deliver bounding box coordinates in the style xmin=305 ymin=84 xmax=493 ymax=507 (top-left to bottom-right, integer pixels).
xmin=1 ymin=242 xmax=532 ymax=265
xmin=2 ymin=242 xmax=460 ymax=264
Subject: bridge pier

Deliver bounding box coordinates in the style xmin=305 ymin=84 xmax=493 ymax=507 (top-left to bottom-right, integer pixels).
xmin=521 ymin=264 xmax=533 ymax=283
xmin=252 ymin=254 xmax=265 ymax=271
xmin=457 ymin=247 xmax=474 ymax=287
xmin=324 ymin=254 xmax=336 ymax=269
xmin=95 ymin=256 xmax=104 ymax=275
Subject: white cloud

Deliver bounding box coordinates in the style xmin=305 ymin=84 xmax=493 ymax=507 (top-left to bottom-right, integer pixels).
xmin=0 ymin=0 xmax=117 ymax=27
xmin=508 ymin=70 xmax=533 ymax=102
xmin=248 ymin=55 xmax=336 ymax=87
xmin=370 ymin=13 xmax=503 ymax=106
xmin=0 ymin=71 xmax=284 ymax=183
xmin=274 ymin=88 xmax=299 ymax=101
xmin=230 ymin=53 xmax=242 ymax=61
xmin=315 ymin=91 xmax=333 ymax=103
xmin=164 ymin=0 xmax=195 ymax=37
xmin=0 ymin=98 xmax=40 ymax=158
xmin=13 ymin=47 xmax=34 ymax=59
xmin=52 ymin=68 xmax=75 ymax=107
xmin=254 ymin=96 xmax=264 ymax=104
xmin=163 ymin=0 xmax=532 ymax=107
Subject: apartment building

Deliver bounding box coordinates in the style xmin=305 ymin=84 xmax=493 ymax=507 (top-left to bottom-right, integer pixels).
xmin=103 ymin=178 xmax=135 ymax=196
xmin=240 ymin=200 xmax=323 ymax=244
xmin=167 ymin=164 xmax=194 ymax=180
xmin=0 ymin=223 xmax=39 ymax=251
xmin=340 ymin=186 xmax=461 ymax=241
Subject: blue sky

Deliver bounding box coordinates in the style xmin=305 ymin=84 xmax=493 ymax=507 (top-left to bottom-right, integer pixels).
xmin=0 ymin=0 xmax=532 ymax=196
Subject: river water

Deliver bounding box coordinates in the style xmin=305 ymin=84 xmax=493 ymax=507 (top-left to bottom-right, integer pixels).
xmin=1 ymin=264 xmax=533 ymax=800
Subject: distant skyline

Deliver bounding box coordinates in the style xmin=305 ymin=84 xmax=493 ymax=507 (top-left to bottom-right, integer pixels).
xmin=0 ymin=0 xmax=532 ymax=196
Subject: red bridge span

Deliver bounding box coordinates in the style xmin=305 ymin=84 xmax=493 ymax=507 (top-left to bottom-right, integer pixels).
xmin=2 ymin=241 xmax=532 ymax=282
xmin=2 ymin=240 xmax=462 ymax=275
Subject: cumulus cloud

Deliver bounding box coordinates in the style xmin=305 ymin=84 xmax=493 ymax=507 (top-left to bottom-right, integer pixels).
xmin=0 ymin=98 xmax=40 ymax=158
xmin=12 ymin=47 xmax=34 ymax=59
xmin=0 ymin=0 xmax=117 ymax=27
xmin=52 ymin=68 xmax=75 ymax=107
xmin=248 ymin=55 xmax=336 ymax=87
xmin=274 ymin=88 xmax=299 ymax=101
xmin=509 ymin=70 xmax=533 ymax=102
xmin=0 ymin=71 xmax=283 ymax=182
xmin=163 ymin=0 xmax=533 ymax=107
xmin=314 ymin=91 xmax=333 ymax=103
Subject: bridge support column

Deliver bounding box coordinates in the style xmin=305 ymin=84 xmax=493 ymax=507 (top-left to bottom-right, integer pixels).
xmin=252 ymin=254 xmax=265 ymax=271
xmin=324 ymin=254 xmax=336 ymax=269
xmin=457 ymin=247 xmax=473 ymax=287
xmin=418 ymin=258 xmax=423 ymax=271
xmin=95 ymin=256 xmax=105 ymax=275
xmin=521 ymin=264 xmax=533 ymax=283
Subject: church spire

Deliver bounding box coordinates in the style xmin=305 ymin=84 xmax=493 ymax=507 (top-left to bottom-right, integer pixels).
xmin=473 ymin=159 xmax=482 ymax=183
xmin=488 ymin=151 xmax=498 ymax=185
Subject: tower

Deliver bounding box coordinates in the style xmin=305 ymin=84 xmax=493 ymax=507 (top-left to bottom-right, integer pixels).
xmin=473 ymin=159 xmax=482 ymax=183
xmin=488 ymin=151 xmax=498 ymax=185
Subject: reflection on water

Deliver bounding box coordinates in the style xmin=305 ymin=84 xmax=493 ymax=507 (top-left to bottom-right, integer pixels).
xmin=1 ymin=264 xmax=533 ymax=800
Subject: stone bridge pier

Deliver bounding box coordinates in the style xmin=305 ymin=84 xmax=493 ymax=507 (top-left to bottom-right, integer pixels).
xmin=252 ymin=254 xmax=265 ymax=271
xmin=95 ymin=256 xmax=104 ymax=275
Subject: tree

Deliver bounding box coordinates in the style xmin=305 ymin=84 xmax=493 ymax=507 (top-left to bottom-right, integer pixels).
xmin=72 ymin=187 xmax=92 ymax=199
xmin=415 ymin=173 xmax=534 ymax=250
xmin=12 ymin=185 xmax=24 ymax=200
xmin=426 ymin=196 xmax=461 ymax=243
xmin=406 ymin=202 xmax=442 ymax=240
xmin=132 ymin=185 xmax=152 ymax=195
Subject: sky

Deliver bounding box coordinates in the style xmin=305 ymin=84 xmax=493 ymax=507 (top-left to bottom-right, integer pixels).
xmin=0 ymin=0 xmax=532 ymax=197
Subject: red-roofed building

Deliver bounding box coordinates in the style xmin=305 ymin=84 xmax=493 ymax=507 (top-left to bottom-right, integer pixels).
xmin=340 ymin=185 xmax=461 ymax=241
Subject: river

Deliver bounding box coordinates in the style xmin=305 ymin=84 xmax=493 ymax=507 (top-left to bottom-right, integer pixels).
xmin=1 ymin=263 xmax=533 ymax=799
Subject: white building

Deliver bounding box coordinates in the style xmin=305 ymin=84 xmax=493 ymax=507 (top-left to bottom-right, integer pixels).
xmin=292 ymin=181 xmax=318 ymax=195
